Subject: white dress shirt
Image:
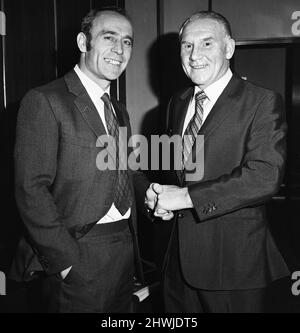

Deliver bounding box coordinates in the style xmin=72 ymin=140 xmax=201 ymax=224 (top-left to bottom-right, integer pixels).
xmin=182 ymin=68 xmax=233 ymax=135
xmin=74 ymin=65 xmax=131 ymax=223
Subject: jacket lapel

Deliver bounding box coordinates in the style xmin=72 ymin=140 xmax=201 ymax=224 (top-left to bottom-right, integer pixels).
xmin=171 ymin=87 xmax=193 ymax=182
xmin=111 ymin=96 xmax=126 ymax=128
xmin=64 ymin=70 xmax=107 ymax=139
xmin=75 ymin=95 xmax=107 ymax=139
xmin=183 ymin=75 xmax=244 ymax=178
xmin=172 ymin=87 xmax=194 ymax=136
xmin=198 ymin=75 xmax=242 ymax=139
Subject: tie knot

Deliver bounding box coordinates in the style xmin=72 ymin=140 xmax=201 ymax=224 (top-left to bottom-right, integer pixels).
xmin=101 ymin=92 xmax=111 ymax=104
xmin=195 ymin=90 xmax=207 ymax=105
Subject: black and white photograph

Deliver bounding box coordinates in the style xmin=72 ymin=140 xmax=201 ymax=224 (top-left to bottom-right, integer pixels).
xmin=0 ymin=0 xmax=300 ymax=319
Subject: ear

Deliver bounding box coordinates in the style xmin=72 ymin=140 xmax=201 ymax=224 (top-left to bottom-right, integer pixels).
xmin=225 ymin=37 xmax=235 ymax=60
xmin=77 ymin=32 xmax=87 ymax=53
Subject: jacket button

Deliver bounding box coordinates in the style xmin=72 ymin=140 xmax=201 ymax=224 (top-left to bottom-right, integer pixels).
xmin=178 ymin=213 xmax=184 ymax=218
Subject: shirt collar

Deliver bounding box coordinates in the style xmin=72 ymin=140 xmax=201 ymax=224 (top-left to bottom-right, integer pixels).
xmin=74 ymin=64 xmax=110 ymax=104
xmin=194 ymin=68 xmax=233 ymax=104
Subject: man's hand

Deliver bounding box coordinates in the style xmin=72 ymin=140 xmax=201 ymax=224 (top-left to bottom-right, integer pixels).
xmin=60 ymin=266 xmax=72 ymax=280
xmin=145 ymin=183 xmax=174 ymax=220
xmin=154 ymin=184 xmax=193 ymax=212
xmin=145 ymin=183 xmax=159 ymax=210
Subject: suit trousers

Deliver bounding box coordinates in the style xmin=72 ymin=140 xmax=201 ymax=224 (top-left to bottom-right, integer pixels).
xmin=42 ymin=220 xmax=134 ymax=313
xmin=164 ymin=224 xmax=266 ymax=313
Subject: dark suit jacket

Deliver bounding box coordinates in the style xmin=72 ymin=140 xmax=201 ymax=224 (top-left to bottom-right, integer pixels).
xmin=10 ymin=70 xmax=149 ymax=282
xmin=164 ymin=74 xmax=290 ymax=290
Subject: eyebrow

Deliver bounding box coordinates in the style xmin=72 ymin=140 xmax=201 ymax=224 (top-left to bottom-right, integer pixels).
xmin=99 ymin=29 xmax=133 ymax=43
xmin=181 ymin=36 xmax=214 ymax=42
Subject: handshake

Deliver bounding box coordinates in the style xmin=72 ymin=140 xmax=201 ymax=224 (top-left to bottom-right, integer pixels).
xmin=144 ymin=183 xmax=194 ymax=221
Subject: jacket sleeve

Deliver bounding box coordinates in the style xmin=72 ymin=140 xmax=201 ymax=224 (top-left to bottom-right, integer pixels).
xmin=14 ymin=89 xmax=80 ymax=275
xmin=132 ymin=170 xmax=151 ymax=216
xmin=188 ymin=92 xmax=287 ymax=221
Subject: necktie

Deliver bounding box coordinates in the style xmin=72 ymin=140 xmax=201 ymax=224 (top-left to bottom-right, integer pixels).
xmin=182 ymin=90 xmax=207 ymax=168
xmin=101 ymin=93 xmax=132 ymax=215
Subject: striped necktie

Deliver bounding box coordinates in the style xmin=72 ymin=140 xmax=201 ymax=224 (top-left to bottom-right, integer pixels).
xmin=182 ymin=90 xmax=207 ymax=168
xmin=101 ymin=93 xmax=132 ymax=215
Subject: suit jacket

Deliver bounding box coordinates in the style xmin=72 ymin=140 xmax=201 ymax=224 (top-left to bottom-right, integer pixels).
xmin=10 ymin=70 xmax=149 ymax=282
xmin=164 ymin=74 xmax=290 ymax=290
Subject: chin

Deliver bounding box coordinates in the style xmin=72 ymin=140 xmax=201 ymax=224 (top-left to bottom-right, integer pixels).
xmin=191 ymin=79 xmax=207 ymax=87
xmin=110 ymin=69 xmax=125 ymax=79
xmin=192 ymin=75 xmax=212 ymax=87
xmin=108 ymin=75 xmax=120 ymax=81
xmin=105 ymin=72 xmax=121 ymax=81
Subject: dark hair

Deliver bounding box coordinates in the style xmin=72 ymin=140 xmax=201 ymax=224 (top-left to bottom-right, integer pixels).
xmin=81 ymin=7 xmax=131 ymax=51
xmin=179 ymin=11 xmax=232 ymax=40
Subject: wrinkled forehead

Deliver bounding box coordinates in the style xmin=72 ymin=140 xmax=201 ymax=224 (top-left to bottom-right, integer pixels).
xmin=182 ymin=18 xmax=225 ymax=39
xmin=91 ymin=11 xmax=133 ymax=37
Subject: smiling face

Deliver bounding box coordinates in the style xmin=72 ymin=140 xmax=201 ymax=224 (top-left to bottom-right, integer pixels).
xmin=180 ymin=18 xmax=235 ymax=89
xmin=77 ymin=11 xmax=133 ymax=90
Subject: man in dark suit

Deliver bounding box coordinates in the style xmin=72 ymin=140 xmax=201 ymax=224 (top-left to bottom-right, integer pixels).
xmin=146 ymin=11 xmax=290 ymax=313
xmin=11 ymin=8 xmax=150 ymax=313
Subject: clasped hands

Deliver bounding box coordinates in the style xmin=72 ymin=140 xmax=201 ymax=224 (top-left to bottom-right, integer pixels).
xmin=145 ymin=183 xmax=193 ymax=221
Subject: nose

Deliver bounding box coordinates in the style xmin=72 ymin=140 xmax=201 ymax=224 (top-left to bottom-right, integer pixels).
xmin=112 ymin=40 xmax=123 ymax=55
xmin=190 ymin=44 xmax=203 ymax=60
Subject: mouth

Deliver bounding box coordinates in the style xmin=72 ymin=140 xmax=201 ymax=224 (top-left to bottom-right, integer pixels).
xmin=104 ymin=58 xmax=122 ymax=66
xmin=190 ymin=63 xmax=209 ymax=70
